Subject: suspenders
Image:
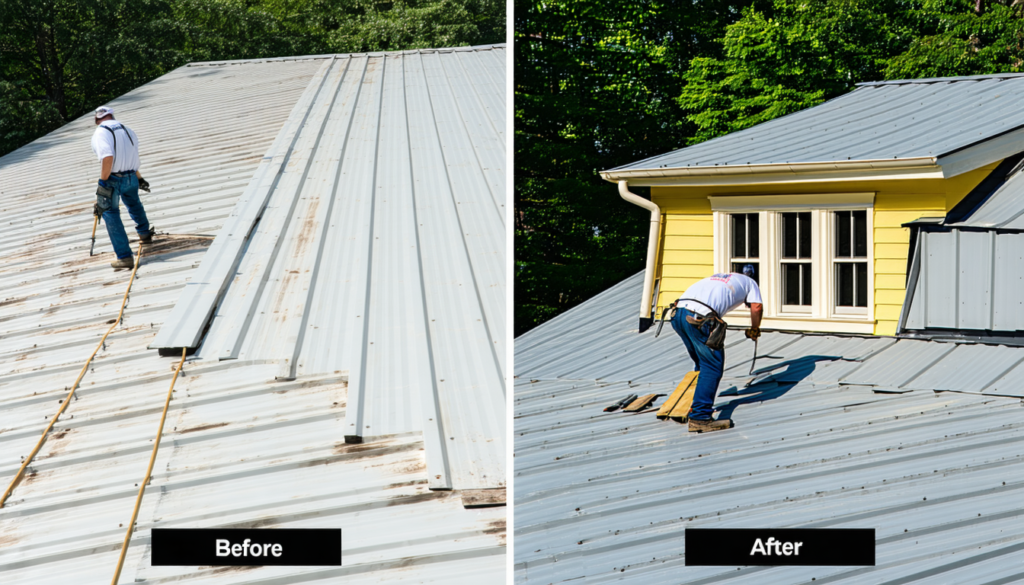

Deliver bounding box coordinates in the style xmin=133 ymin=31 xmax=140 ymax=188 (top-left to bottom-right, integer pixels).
xmin=102 ymin=124 xmax=135 ymax=171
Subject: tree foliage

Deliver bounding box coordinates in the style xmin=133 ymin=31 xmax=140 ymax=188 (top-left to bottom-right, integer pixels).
xmin=0 ymin=0 xmax=505 ymax=157
xmin=515 ymin=0 xmax=751 ymax=335
xmin=517 ymin=0 xmax=1024 ymax=335
xmin=680 ymin=1 xmax=914 ymax=144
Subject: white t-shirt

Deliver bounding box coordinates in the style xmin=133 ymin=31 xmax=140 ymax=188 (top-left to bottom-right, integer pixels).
xmin=91 ymin=120 xmax=141 ymax=173
xmin=677 ymin=273 xmax=763 ymax=317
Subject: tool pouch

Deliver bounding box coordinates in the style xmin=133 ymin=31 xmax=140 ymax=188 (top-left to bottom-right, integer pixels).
xmin=95 ymin=183 xmax=113 ymax=215
xmin=705 ymin=318 xmax=727 ymax=351
xmin=680 ymin=298 xmax=727 ymax=351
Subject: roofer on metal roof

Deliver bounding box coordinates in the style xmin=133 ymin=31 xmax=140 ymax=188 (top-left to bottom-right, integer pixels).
xmin=671 ymin=265 xmax=762 ymax=433
xmin=91 ymin=105 xmax=153 ymax=270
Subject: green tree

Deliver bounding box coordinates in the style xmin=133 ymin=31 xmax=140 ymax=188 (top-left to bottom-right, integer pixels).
xmin=0 ymin=0 xmax=183 ymax=121
xmin=680 ymin=0 xmax=913 ymax=144
xmin=885 ymin=0 xmax=1024 ymax=78
xmin=515 ymin=0 xmax=752 ymax=335
xmin=0 ymin=0 xmax=506 ymax=157
xmin=0 ymin=80 xmax=63 ymax=155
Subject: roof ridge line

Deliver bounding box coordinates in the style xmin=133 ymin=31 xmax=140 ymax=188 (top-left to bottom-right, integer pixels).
xmin=186 ymin=44 xmax=506 ymax=68
xmin=857 ymin=72 xmax=1024 ymax=86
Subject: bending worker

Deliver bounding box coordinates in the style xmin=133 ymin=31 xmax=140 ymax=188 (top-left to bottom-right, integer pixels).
xmin=91 ymin=105 xmax=153 ymax=270
xmin=670 ymin=265 xmax=762 ymax=433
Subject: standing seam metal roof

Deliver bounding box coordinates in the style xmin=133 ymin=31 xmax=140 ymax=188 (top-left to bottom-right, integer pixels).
xmin=611 ymin=76 xmax=1024 ymax=171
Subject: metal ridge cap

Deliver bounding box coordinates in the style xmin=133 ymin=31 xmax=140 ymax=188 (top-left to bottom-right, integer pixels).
xmin=600 ymin=157 xmax=939 ymax=182
xmin=857 ymin=72 xmax=1024 ymax=86
xmin=186 ymin=44 xmax=507 ymax=67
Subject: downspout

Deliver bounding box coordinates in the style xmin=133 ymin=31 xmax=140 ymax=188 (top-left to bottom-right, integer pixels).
xmin=619 ymin=180 xmax=661 ymax=333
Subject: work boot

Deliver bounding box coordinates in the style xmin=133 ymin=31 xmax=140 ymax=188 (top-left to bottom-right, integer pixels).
xmin=140 ymin=228 xmax=154 ymax=244
xmin=110 ymin=257 xmax=135 ymax=270
xmin=688 ymin=417 xmax=733 ymax=433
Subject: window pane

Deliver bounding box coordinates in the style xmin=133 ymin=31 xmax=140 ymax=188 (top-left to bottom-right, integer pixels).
xmin=748 ymin=214 xmax=759 ymax=257
xmin=853 ymin=210 xmax=867 ymax=257
xmin=801 ymin=263 xmax=812 ymax=305
xmin=836 ymin=263 xmax=854 ymax=306
xmin=798 ymin=212 xmax=811 ymax=258
xmin=732 ymin=214 xmax=746 ymax=258
xmin=732 ymin=262 xmax=758 ymax=283
xmin=783 ymin=264 xmax=800 ymax=304
xmin=782 ymin=213 xmax=797 ymax=258
xmin=856 ymin=262 xmax=868 ymax=307
xmin=836 ymin=211 xmax=851 ymax=258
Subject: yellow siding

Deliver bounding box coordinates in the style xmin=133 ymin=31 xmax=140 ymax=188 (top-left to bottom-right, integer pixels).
xmin=652 ymin=164 xmax=996 ymax=336
xmin=872 ymin=188 xmax=946 ymax=335
xmin=656 ymin=212 xmax=713 ymax=311
xmin=875 ymin=274 xmax=907 ymax=290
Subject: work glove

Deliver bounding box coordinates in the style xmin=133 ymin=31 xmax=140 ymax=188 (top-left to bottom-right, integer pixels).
xmin=138 ymin=177 xmax=151 ymax=193
xmin=95 ymin=180 xmax=113 ymax=216
xmin=744 ymin=327 xmax=761 ymax=340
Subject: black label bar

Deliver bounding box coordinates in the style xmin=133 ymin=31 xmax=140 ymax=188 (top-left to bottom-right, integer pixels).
xmin=151 ymin=528 xmax=341 ymax=566
xmin=685 ymin=528 xmax=874 ymax=566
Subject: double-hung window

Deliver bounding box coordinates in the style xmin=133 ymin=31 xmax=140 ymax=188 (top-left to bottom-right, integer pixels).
xmin=833 ymin=210 xmax=868 ymax=313
xmin=711 ymin=194 xmax=874 ymax=332
xmin=780 ymin=212 xmax=812 ymax=311
xmin=730 ymin=213 xmax=759 ymax=283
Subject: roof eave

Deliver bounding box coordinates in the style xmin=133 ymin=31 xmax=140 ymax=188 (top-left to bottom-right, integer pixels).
xmin=600 ymin=157 xmax=941 ymax=187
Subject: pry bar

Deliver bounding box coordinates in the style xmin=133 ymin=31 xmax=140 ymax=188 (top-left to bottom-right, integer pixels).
xmin=655 ymin=306 xmax=674 ymax=337
xmin=89 ymin=215 xmax=99 ymax=257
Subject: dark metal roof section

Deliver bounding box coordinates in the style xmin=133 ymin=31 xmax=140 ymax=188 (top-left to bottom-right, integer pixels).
xmin=947 ymin=158 xmax=1024 ymax=230
xmin=612 ymin=75 xmax=1024 ymax=171
xmin=516 ymin=272 xmax=1024 ymax=584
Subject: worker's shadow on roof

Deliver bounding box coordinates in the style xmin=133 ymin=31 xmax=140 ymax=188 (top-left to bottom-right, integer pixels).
xmin=715 ymin=355 xmax=838 ymax=420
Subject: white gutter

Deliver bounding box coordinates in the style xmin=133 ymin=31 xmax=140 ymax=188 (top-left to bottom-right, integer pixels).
xmin=619 ymin=181 xmax=661 ymax=331
xmin=601 ymin=157 xmax=939 ymax=183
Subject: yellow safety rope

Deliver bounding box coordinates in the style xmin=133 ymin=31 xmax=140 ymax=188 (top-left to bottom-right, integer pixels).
xmin=1 ymin=241 xmax=145 ymax=508
xmin=110 ymin=347 xmax=185 ymax=585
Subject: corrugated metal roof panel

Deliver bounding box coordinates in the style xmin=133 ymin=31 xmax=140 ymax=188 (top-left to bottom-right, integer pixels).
xmin=1 ymin=48 xmax=504 ymax=584
xmin=515 ymin=273 xmax=1024 ymax=583
xmin=612 ymin=77 xmax=1024 ymax=172
xmin=178 ymin=47 xmax=506 ymax=490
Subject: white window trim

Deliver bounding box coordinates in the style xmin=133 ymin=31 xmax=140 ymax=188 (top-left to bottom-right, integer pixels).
xmin=710 ymin=194 xmax=875 ymax=334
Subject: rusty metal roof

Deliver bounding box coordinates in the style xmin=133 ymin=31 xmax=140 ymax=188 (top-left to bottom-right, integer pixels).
xmin=515 ymin=272 xmax=1024 ymax=584
xmin=151 ymin=46 xmax=506 ymax=492
xmin=0 ymin=48 xmax=505 ymax=584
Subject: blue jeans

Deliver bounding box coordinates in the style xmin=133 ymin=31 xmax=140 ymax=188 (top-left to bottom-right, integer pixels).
xmin=670 ymin=307 xmax=725 ymax=420
xmin=102 ymin=173 xmax=150 ymax=259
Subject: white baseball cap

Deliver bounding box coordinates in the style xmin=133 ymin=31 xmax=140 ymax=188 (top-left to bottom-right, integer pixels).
xmin=94 ymin=106 xmax=114 ymax=119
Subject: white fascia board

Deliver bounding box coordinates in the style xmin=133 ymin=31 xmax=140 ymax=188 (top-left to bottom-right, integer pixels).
xmin=709 ymin=192 xmax=875 ymax=210
xmin=937 ymin=126 xmax=1024 ymax=178
xmin=600 ymin=158 xmax=942 ymax=187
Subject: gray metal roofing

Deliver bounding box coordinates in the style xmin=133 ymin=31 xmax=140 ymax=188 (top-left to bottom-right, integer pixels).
xmin=515 ymin=272 xmax=1024 ymax=583
xmin=613 ymin=76 xmax=1024 ymax=171
xmin=902 ymin=228 xmax=1024 ymax=332
xmin=901 ymin=165 xmax=1024 ymax=332
xmin=948 ymin=165 xmax=1024 ymax=229
xmin=0 ymin=49 xmax=504 ymax=584
xmin=153 ymin=45 xmax=506 ymax=491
